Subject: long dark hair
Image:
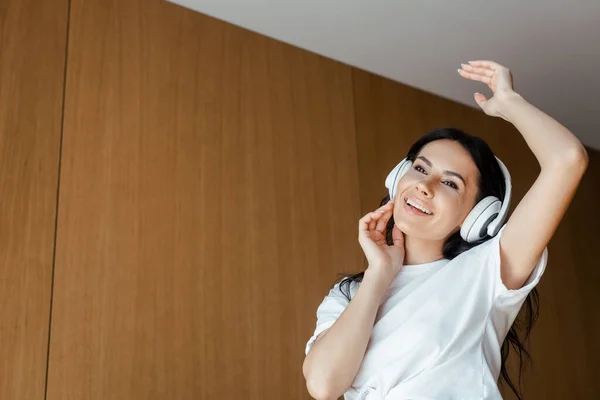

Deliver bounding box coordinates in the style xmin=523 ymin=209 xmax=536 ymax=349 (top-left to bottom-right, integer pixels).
xmin=334 ymin=127 xmax=539 ymax=400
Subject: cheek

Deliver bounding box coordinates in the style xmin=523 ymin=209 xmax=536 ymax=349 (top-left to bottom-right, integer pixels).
xmin=396 ymin=177 xmax=414 ymax=196
xmin=452 ymin=197 xmax=472 ymax=221
xmin=435 ymin=193 xmax=463 ymax=218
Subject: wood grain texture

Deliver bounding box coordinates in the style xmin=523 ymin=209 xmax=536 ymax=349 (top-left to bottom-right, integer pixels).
xmin=46 ymin=0 xmax=358 ymax=398
xmin=352 ymin=68 xmax=600 ymax=399
xmin=0 ymin=0 xmax=68 ymax=398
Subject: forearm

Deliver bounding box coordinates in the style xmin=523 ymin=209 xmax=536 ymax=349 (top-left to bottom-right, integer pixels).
xmin=303 ymin=270 xmax=391 ymax=400
xmin=497 ymin=92 xmax=589 ymax=167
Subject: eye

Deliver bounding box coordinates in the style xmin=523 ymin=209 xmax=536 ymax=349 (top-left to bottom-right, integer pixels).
xmin=413 ymin=165 xmax=459 ymax=190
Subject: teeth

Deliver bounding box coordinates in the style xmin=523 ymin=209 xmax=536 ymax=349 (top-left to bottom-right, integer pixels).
xmin=406 ymin=198 xmax=432 ymax=215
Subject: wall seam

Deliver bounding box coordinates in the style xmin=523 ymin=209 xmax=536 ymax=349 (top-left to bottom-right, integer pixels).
xmin=44 ymin=0 xmax=71 ymax=398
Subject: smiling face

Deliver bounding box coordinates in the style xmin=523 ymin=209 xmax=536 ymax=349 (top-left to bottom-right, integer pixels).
xmin=393 ymin=139 xmax=481 ymax=241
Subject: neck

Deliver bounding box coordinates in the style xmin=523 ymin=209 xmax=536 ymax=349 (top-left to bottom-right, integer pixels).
xmin=403 ymin=234 xmax=446 ymax=265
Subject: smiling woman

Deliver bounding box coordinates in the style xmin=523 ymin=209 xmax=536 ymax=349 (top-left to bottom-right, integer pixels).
xmin=304 ymin=60 xmax=588 ymax=400
xmin=305 ymin=127 xmax=540 ymax=400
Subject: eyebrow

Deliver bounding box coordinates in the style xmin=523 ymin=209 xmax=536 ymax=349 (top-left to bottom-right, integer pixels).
xmin=417 ymin=156 xmax=466 ymax=187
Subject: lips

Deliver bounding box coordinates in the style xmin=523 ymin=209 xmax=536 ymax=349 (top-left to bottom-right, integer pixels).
xmin=404 ymin=197 xmax=434 ymax=216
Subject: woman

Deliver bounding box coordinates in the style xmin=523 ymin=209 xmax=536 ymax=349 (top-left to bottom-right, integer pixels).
xmin=302 ymin=60 xmax=589 ymax=400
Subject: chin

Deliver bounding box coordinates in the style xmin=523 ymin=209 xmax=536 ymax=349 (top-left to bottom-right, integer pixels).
xmin=394 ymin=218 xmax=424 ymax=237
xmin=394 ymin=216 xmax=448 ymax=240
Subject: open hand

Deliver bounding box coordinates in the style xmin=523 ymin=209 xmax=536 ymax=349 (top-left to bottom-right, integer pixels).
xmin=458 ymin=60 xmax=519 ymax=121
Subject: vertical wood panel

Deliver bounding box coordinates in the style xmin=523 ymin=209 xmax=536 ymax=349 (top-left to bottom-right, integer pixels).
xmin=352 ymin=68 xmax=600 ymax=399
xmin=0 ymin=0 xmax=68 ymax=398
xmin=47 ymin=0 xmax=358 ymax=398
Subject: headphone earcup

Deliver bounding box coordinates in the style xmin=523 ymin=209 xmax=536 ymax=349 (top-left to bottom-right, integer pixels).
xmin=460 ymin=196 xmax=502 ymax=243
xmin=385 ymin=159 xmax=412 ymax=200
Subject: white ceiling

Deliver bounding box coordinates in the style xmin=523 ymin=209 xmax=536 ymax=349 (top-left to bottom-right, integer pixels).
xmin=168 ymin=0 xmax=600 ymax=151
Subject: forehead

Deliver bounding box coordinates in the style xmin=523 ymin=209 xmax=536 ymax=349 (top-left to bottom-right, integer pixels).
xmin=416 ymin=140 xmax=478 ymax=182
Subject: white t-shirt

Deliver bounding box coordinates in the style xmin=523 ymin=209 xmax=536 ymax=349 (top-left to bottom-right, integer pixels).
xmin=305 ymin=225 xmax=548 ymax=400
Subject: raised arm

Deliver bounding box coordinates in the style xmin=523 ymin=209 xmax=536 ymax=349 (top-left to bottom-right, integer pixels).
xmin=459 ymin=60 xmax=589 ymax=290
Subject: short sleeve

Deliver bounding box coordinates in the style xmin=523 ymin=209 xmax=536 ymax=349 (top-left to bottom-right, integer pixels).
xmin=305 ymin=281 xmax=356 ymax=356
xmin=479 ymin=224 xmax=549 ymax=309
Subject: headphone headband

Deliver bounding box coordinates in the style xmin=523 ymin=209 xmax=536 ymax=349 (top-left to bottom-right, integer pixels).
xmin=488 ymin=157 xmax=511 ymax=235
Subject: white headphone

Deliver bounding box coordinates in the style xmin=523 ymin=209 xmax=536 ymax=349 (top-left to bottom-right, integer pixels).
xmin=384 ymin=156 xmax=512 ymax=243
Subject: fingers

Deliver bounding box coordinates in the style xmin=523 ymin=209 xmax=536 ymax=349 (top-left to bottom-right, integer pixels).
xmin=358 ymin=202 xmax=394 ymax=234
xmin=458 ymin=68 xmax=492 ymax=84
xmin=460 ymin=63 xmax=493 ymax=77
xmin=468 ymin=60 xmax=505 ymax=70
xmin=375 ymin=206 xmax=393 ymax=232
xmin=359 ymin=213 xmax=378 ymax=237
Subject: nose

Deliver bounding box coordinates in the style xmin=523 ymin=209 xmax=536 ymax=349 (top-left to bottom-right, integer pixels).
xmin=415 ymin=179 xmax=433 ymax=197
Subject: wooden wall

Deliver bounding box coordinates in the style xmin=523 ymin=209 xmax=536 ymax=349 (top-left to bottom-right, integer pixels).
xmin=0 ymin=0 xmax=68 ymax=398
xmin=0 ymin=0 xmax=597 ymax=399
xmin=46 ymin=0 xmax=361 ymax=399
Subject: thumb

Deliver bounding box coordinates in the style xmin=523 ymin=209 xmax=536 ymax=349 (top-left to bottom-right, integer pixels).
xmin=474 ymin=92 xmax=487 ymax=109
xmin=392 ymin=225 xmax=404 ymax=248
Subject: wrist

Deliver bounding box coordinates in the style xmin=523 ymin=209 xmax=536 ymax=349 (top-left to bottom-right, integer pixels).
xmin=364 ymin=267 xmax=394 ymax=289
xmin=495 ymin=90 xmax=526 ymax=121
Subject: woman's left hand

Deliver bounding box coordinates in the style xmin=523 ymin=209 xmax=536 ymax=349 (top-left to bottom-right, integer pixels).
xmin=458 ymin=60 xmax=519 ymax=121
